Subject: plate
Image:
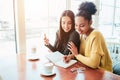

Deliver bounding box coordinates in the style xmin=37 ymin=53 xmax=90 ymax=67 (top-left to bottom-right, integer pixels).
xmin=28 ymin=58 xmax=39 ymax=61
xmin=40 ymin=71 xmax=56 ymax=76
xmin=28 ymin=56 xmax=39 ymax=61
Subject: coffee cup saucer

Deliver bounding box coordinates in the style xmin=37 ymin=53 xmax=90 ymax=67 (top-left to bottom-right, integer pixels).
xmin=28 ymin=56 xmax=39 ymax=61
xmin=27 ymin=54 xmax=39 ymax=61
xmin=40 ymin=71 xmax=56 ymax=76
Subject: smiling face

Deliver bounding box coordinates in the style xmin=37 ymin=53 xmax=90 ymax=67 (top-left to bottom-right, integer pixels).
xmin=75 ymin=16 xmax=91 ymax=35
xmin=61 ymin=16 xmax=72 ymax=32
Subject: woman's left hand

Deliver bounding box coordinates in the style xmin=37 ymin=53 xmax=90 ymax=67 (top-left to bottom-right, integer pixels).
xmin=68 ymin=42 xmax=78 ymax=56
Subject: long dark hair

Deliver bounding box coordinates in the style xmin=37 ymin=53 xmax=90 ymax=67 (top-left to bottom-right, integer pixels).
xmin=76 ymin=1 xmax=97 ymax=21
xmin=58 ymin=10 xmax=75 ymax=40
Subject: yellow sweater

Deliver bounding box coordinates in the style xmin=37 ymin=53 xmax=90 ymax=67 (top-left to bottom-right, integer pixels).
xmin=76 ymin=30 xmax=113 ymax=72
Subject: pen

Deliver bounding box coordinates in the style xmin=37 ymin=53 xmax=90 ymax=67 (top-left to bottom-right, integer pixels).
xmin=68 ymin=52 xmax=71 ymax=55
xmin=63 ymin=52 xmax=71 ymax=63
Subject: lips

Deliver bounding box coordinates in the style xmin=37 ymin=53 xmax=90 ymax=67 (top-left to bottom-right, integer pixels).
xmin=64 ymin=29 xmax=70 ymax=32
xmin=77 ymin=30 xmax=82 ymax=34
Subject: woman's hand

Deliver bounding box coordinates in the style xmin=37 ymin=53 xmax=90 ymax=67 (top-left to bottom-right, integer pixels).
xmin=63 ymin=55 xmax=72 ymax=63
xmin=44 ymin=34 xmax=49 ymax=45
xmin=68 ymin=42 xmax=78 ymax=56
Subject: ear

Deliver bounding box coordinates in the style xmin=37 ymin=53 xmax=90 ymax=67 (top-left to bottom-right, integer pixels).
xmin=89 ymin=19 xmax=92 ymax=25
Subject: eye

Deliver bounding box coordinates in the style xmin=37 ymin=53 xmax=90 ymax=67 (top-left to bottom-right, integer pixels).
xmin=62 ymin=21 xmax=65 ymax=25
xmin=75 ymin=24 xmax=78 ymax=27
xmin=68 ymin=22 xmax=72 ymax=25
xmin=80 ymin=24 xmax=85 ymax=27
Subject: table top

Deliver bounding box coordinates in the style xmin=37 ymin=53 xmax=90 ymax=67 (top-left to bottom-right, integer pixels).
xmin=0 ymin=53 xmax=120 ymax=80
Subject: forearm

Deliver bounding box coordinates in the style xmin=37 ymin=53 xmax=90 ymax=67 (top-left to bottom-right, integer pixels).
xmin=75 ymin=54 xmax=101 ymax=68
xmin=45 ymin=44 xmax=56 ymax=52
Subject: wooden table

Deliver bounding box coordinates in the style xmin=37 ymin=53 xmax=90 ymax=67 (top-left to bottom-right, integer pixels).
xmin=0 ymin=53 xmax=120 ymax=80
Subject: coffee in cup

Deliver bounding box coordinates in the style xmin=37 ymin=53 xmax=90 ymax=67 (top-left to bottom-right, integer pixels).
xmin=44 ymin=62 xmax=54 ymax=74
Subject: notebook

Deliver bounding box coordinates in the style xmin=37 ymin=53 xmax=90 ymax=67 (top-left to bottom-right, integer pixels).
xmin=45 ymin=51 xmax=77 ymax=68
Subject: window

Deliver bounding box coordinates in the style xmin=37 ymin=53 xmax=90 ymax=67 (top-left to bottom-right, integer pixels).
xmin=98 ymin=0 xmax=120 ymax=42
xmin=24 ymin=0 xmax=66 ymax=53
xmin=98 ymin=0 xmax=114 ymax=37
xmin=0 ymin=0 xmax=16 ymax=56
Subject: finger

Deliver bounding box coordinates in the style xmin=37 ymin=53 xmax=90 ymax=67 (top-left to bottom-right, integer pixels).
xmin=66 ymin=60 xmax=69 ymax=63
xmin=69 ymin=41 xmax=75 ymax=47
xmin=63 ymin=55 xmax=67 ymax=59
xmin=68 ymin=47 xmax=72 ymax=52
xmin=68 ymin=42 xmax=74 ymax=48
xmin=44 ymin=33 xmax=47 ymax=39
xmin=67 ymin=43 xmax=71 ymax=49
xmin=64 ymin=55 xmax=70 ymax=63
xmin=63 ymin=57 xmax=67 ymax=63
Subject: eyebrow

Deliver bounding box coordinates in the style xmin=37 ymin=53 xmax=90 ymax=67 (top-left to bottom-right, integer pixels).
xmin=62 ymin=21 xmax=72 ymax=23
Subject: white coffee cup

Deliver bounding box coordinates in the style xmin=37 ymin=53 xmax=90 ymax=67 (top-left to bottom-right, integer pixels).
xmin=44 ymin=63 xmax=54 ymax=74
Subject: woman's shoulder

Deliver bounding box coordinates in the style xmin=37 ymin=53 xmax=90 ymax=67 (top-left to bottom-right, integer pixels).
xmin=70 ymin=31 xmax=79 ymax=36
xmin=89 ymin=30 xmax=105 ymax=41
xmin=91 ymin=30 xmax=103 ymax=37
xmin=69 ymin=31 xmax=80 ymax=41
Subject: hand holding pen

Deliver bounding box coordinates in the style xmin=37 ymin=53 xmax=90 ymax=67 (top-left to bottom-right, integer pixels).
xmin=63 ymin=52 xmax=71 ymax=63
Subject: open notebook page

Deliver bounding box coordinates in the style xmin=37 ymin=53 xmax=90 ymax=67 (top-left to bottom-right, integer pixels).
xmin=45 ymin=51 xmax=77 ymax=68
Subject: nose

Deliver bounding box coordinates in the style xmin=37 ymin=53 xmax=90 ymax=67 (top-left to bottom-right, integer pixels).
xmin=78 ymin=26 xmax=81 ymax=31
xmin=65 ymin=23 xmax=68 ymax=28
xmin=76 ymin=26 xmax=81 ymax=31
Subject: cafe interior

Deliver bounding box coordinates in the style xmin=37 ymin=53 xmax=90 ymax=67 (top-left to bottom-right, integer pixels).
xmin=0 ymin=0 xmax=120 ymax=80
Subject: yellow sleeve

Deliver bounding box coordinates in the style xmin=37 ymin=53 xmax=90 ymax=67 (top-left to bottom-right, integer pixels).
xmin=76 ymin=53 xmax=101 ymax=68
